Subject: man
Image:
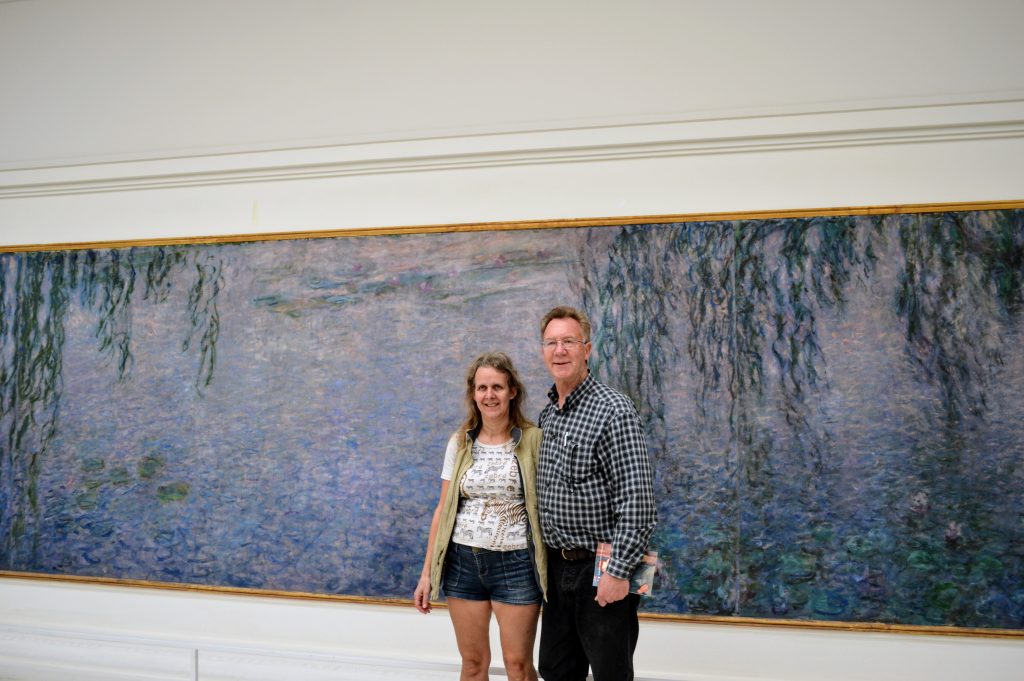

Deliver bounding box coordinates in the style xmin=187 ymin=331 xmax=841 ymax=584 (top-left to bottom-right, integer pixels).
xmin=535 ymin=305 xmax=657 ymax=681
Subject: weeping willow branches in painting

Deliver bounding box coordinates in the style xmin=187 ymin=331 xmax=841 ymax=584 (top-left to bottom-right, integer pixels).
xmin=0 ymin=248 xmax=222 ymax=568
xmin=895 ymin=212 xmax=1022 ymax=424
xmin=572 ymin=209 xmax=1024 ymax=626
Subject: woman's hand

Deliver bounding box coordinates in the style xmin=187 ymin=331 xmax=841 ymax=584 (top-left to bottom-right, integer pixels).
xmin=413 ymin=575 xmax=432 ymax=613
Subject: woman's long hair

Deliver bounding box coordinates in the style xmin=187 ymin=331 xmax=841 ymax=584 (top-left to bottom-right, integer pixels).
xmin=458 ymin=352 xmax=534 ymax=443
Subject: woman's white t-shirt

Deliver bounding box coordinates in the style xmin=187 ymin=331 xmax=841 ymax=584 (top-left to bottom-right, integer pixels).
xmin=441 ymin=435 xmax=528 ymax=551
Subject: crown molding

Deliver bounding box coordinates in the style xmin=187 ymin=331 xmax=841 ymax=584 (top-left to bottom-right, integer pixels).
xmin=2 ymin=100 xmax=1023 ymax=199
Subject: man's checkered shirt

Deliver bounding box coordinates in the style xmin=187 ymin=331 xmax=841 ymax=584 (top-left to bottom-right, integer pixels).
xmin=537 ymin=374 xmax=657 ymax=580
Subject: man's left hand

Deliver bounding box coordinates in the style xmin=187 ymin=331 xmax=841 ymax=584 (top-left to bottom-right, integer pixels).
xmin=595 ymin=573 xmax=629 ymax=606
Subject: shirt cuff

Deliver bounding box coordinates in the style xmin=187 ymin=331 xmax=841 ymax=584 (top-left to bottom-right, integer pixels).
xmin=605 ymin=559 xmax=633 ymax=581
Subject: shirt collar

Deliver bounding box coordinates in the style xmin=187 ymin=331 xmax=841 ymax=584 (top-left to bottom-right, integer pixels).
xmin=466 ymin=425 xmax=523 ymax=445
xmin=546 ymin=373 xmax=596 ymax=412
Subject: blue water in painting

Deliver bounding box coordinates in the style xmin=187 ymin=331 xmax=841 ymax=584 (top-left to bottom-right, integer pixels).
xmin=3 ymin=215 xmax=1023 ymax=629
xmin=16 ymin=231 xmax=571 ymax=599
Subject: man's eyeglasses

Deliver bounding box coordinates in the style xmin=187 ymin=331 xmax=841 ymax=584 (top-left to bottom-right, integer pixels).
xmin=541 ymin=338 xmax=588 ymax=350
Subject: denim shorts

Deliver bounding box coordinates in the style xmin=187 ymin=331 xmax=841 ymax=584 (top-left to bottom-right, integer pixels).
xmin=442 ymin=542 xmax=542 ymax=605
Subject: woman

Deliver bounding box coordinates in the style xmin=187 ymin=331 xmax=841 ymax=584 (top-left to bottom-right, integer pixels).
xmin=414 ymin=352 xmax=546 ymax=681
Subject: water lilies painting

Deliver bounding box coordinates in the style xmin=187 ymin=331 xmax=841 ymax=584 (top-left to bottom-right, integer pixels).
xmin=1 ymin=205 xmax=1022 ymax=633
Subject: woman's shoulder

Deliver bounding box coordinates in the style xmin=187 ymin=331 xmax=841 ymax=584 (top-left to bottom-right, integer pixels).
xmin=446 ymin=431 xmax=467 ymax=452
xmin=520 ymin=424 xmax=543 ymax=446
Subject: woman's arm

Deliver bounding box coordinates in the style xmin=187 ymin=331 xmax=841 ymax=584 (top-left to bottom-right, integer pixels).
xmin=413 ymin=479 xmax=451 ymax=613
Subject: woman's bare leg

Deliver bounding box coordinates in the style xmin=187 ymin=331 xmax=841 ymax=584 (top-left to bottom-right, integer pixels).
xmin=448 ymin=597 xmax=493 ymax=680
xmin=492 ymin=601 xmax=541 ymax=681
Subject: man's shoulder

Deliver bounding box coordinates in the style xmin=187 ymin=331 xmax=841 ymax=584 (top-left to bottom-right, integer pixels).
xmin=584 ymin=378 xmax=638 ymax=414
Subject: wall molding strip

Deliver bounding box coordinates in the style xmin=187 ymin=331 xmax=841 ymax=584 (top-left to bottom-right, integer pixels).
xmin=2 ymin=100 xmax=1022 ymax=199
xmin=0 ymin=622 xmax=701 ymax=681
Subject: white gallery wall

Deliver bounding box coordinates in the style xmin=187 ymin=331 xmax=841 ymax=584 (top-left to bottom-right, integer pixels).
xmin=1 ymin=1 xmax=1023 ymax=679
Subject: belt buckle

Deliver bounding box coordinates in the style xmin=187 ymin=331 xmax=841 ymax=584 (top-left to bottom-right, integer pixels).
xmin=560 ymin=548 xmax=573 ymax=560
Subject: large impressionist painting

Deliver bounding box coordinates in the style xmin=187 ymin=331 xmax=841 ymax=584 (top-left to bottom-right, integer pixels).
xmin=1 ymin=205 xmax=1022 ymax=634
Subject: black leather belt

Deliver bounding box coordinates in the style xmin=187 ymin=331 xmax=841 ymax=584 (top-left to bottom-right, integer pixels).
xmin=554 ymin=547 xmax=595 ymax=561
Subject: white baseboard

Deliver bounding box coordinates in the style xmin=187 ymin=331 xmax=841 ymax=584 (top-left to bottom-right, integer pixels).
xmin=198 ymin=648 xmax=459 ymax=681
xmin=0 ymin=624 xmax=469 ymax=681
xmin=0 ymin=626 xmax=194 ymax=681
xmin=0 ymin=622 xmax=702 ymax=681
